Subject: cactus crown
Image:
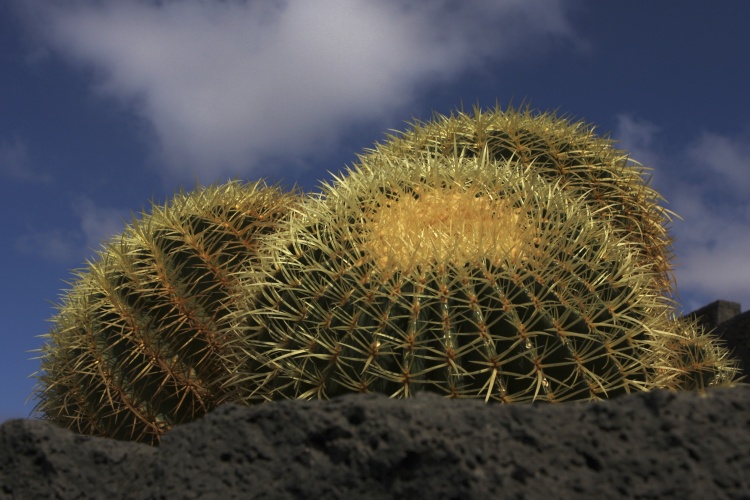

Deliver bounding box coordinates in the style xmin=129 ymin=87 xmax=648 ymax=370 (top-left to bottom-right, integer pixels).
xmin=365 ymin=105 xmax=677 ymax=296
xmin=361 ymin=180 xmax=530 ymax=272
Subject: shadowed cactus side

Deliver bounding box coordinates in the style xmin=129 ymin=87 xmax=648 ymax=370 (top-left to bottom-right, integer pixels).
xmin=31 ymin=180 xmax=301 ymax=444
xmin=222 ymin=153 xmax=724 ymax=405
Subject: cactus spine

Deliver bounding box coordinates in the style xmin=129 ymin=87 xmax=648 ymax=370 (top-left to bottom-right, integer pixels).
xmin=32 ymin=180 xmax=300 ymax=444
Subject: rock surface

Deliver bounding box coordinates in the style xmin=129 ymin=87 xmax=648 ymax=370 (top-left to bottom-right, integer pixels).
xmin=2 ymin=387 xmax=750 ymax=499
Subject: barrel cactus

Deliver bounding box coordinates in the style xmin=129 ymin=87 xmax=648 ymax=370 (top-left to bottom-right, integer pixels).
xmin=31 ymin=180 xmax=300 ymax=444
xmin=221 ymin=108 xmax=742 ymax=405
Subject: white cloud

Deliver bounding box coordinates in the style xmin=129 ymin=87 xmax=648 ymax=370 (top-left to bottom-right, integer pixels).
xmin=71 ymin=196 xmax=130 ymax=251
xmin=614 ymin=115 xmax=750 ymax=313
xmin=15 ymin=197 xmax=129 ymax=263
xmin=14 ymin=228 xmax=81 ymax=263
xmin=16 ymin=0 xmax=576 ymax=182
xmin=0 ymin=136 xmax=52 ymax=183
xmin=687 ymin=132 xmax=750 ymax=195
xmin=612 ymin=114 xmax=662 ymax=170
xmin=673 ymin=133 xmax=750 ymax=311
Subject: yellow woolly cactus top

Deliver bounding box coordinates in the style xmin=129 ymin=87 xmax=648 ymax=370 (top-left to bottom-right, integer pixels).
xmin=361 ymin=105 xmax=677 ymax=296
xmin=362 ymin=183 xmax=531 ymax=273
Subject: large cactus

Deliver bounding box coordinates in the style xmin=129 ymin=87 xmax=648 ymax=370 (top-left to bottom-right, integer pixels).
xmin=220 ymin=106 xmax=742 ymax=405
xmin=31 ymin=181 xmax=300 ymax=444
xmin=221 ymin=151 xmax=738 ymax=405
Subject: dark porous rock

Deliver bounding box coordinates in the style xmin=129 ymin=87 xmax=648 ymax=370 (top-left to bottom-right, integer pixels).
xmin=0 ymin=417 xmax=156 ymax=499
xmin=2 ymin=387 xmax=750 ymax=499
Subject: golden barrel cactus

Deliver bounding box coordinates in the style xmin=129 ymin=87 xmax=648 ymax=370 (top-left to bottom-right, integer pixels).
xmin=222 ymin=108 xmax=741 ymax=405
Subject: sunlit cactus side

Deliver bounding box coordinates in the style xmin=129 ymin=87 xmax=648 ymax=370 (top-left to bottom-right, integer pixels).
xmin=363 ymin=105 xmax=677 ymax=298
xmin=31 ymin=180 xmax=300 ymax=444
xmin=223 ymin=153 xmax=680 ymax=405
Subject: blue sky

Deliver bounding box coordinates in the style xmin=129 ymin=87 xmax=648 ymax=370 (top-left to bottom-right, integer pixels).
xmin=2 ymin=1 xmax=749 ymax=423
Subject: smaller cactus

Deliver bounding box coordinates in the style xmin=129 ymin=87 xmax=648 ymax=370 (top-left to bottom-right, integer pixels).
xmin=649 ymin=316 xmax=743 ymax=391
xmin=31 ymin=180 xmax=300 ymax=444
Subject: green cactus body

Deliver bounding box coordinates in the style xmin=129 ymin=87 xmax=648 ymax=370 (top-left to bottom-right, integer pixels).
xmin=364 ymin=106 xmax=677 ymax=297
xmin=32 ymin=181 xmax=300 ymax=444
xmin=225 ymin=154 xmax=673 ymax=404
